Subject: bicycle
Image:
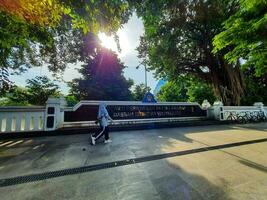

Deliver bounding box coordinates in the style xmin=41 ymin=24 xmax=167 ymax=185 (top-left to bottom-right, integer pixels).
xmin=256 ymin=111 xmax=267 ymax=122
xmin=226 ymin=111 xmax=238 ymax=123
xmin=235 ymin=111 xmax=248 ymax=124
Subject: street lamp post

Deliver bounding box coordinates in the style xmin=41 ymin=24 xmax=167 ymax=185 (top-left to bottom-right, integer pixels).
xmin=137 ymin=61 xmax=148 ymax=92
xmin=144 ymin=63 xmax=148 ymax=90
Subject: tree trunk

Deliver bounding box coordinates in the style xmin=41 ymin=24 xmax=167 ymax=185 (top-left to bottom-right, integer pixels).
xmin=210 ymin=60 xmax=245 ymax=106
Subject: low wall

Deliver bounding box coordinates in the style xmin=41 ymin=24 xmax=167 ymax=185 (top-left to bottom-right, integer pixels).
xmin=0 ymin=100 xmax=207 ymax=133
xmin=64 ymin=101 xmax=207 ymax=122
xmin=210 ymin=102 xmax=267 ymax=121
xmin=0 ymin=98 xmax=266 ymax=134
xmin=223 ymin=106 xmax=261 ymax=120
xmin=0 ymin=106 xmax=45 ymax=133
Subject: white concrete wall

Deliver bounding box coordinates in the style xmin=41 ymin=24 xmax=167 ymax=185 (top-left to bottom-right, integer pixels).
xmin=0 ymin=107 xmax=45 ymax=133
xmin=62 ymin=100 xmax=208 ymax=129
xmin=45 ymin=97 xmax=67 ymax=131
xmin=72 ymin=100 xmax=202 ymax=111
xmin=0 ymin=99 xmax=265 ymax=133
xmin=0 ymin=97 xmax=67 ymax=133
xmin=212 ymin=102 xmax=267 ymax=121
xmin=222 ymin=106 xmax=261 ymax=120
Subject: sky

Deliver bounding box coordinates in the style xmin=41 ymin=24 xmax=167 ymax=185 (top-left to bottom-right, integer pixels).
xmin=10 ymin=13 xmax=158 ymax=94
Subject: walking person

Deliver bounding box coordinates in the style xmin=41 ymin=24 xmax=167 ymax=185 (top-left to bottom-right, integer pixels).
xmin=91 ymin=102 xmax=113 ymax=145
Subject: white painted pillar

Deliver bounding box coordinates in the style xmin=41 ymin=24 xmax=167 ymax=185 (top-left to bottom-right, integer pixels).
xmin=44 ymin=97 xmax=67 ymax=131
xmin=254 ymin=102 xmax=265 ymax=116
xmin=34 ymin=113 xmax=39 ymax=131
xmin=202 ymin=100 xmax=213 ymax=119
xmin=6 ymin=114 xmax=12 ymax=132
xmin=15 ymin=113 xmax=22 ymax=132
xmin=25 ymin=114 xmax=30 ymax=131
xmin=212 ymin=101 xmax=224 ymax=120
xmin=201 ymin=100 xmax=211 ymax=110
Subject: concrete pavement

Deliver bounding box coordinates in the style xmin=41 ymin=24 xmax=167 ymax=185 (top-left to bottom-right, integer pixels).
xmin=0 ymin=123 xmax=266 ymax=200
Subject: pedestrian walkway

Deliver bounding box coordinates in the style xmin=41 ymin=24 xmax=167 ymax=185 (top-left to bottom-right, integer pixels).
xmin=0 ymin=123 xmax=267 ymax=200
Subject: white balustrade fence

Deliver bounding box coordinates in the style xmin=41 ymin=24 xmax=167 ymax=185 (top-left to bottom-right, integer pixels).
xmin=223 ymin=106 xmax=262 ymax=120
xmin=210 ymin=101 xmax=267 ymax=121
xmin=0 ymin=98 xmax=266 ymax=134
xmin=0 ymin=107 xmax=45 ymax=133
xmin=0 ymin=98 xmax=67 ymax=134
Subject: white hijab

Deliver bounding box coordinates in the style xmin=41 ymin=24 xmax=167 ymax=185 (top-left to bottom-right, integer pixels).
xmin=97 ymin=102 xmax=108 ymax=118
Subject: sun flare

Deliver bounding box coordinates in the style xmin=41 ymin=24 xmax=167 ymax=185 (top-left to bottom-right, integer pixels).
xmin=98 ymin=31 xmax=129 ymax=57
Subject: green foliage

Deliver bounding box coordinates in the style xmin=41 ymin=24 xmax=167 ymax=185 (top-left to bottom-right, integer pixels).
xmin=69 ymin=48 xmax=133 ymax=101
xmin=0 ymin=97 xmax=30 ymax=106
xmin=8 ymin=86 xmax=29 ymax=103
xmin=0 ymin=67 xmax=13 ymax=96
xmin=0 ymin=1 xmax=132 ymax=82
xmin=157 ymin=80 xmax=188 ymax=102
xmin=136 ymin=0 xmax=235 ymax=77
xmin=213 ymin=0 xmax=267 ymax=76
xmin=1 ymin=86 xmax=30 ymax=106
xmin=0 ymin=10 xmax=54 ymax=72
xmin=0 ymin=0 xmax=65 ymax=27
xmin=157 ymin=76 xmax=217 ymax=104
xmin=1 ymin=76 xmax=61 ymax=106
xmin=26 ymin=76 xmax=61 ymax=105
xmin=240 ymin=72 xmax=267 ymax=105
xmin=187 ymin=81 xmax=217 ymax=105
xmin=136 ymin=0 xmax=245 ymax=105
xmin=65 ymin=95 xmax=79 ymax=107
xmin=132 ymin=83 xmax=151 ymax=101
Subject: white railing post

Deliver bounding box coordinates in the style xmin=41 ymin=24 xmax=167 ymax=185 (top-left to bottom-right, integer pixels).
xmin=212 ymin=101 xmax=224 ymax=121
xmin=6 ymin=114 xmax=12 ymax=132
xmin=201 ymin=100 xmax=211 ymax=110
xmin=254 ymin=102 xmax=265 ymax=116
xmin=0 ymin=107 xmax=45 ymax=133
xmin=45 ymin=97 xmax=67 ymax=131
xmin=59 ymin=97 xmax=67 ymax=129
xmin=202 ymin=100 xmax=213 ymax=119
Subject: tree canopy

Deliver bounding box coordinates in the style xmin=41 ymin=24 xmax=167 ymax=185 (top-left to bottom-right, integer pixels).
xmin=135 ymin=0 xmax=248 ymax=105
xmin=157 ymin=80 xmax=188 ymax=102
xmin=187 ymin=79 xmax=217 ymax=105
xmin=0 ymin=0 xmax=132 ymax=88
xmin=240 ymin=69 xmax=267 ymax=105
xmin=132 ymin=83 xmax=151 ymax=101
xmin=213 ymin=0 xmax=267 ymax=76
xmin=1 ymin=1 xmax=266 ymax=105
xmin=0 ymin=0 xmax=131 ymax=36
xmin=157 ymin=76 xmax=217 ymax=104
xmin=26 ymin=76 xmax=61 ymax=105
xmin=0 ymin=76 xmax=61 ymax=105
xmin=0 ymin=0 xmax=65 ymax=27
xmin=69 ymin=47 xmax=133 ymax=101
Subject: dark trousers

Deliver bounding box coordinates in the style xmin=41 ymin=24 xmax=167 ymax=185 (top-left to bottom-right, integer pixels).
xmin=93 ymin=126 xmax=109 ymax=141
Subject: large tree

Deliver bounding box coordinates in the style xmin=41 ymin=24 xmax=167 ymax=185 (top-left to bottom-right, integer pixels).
xmin=69 ymin=48 xmax=133 ymax=101
xmin=135 ymin=0 xmax=246 ymax=105
xmin=0 ymin=76 xmax=61 ymax=105
xmin=0 ymin=67 xmax=13 ymax=96
xmin=132 ymin=83 xmax=151 ymax=101
xmin=157 ymin=76 xmax=216 ymax=104
xmin=240 ymin=69 xmax=267 ymax=105
xmin=157 ymin=80 xmax=188 ymax=102
xmin=0 ymin=0 xmax=132 ymax=88
xmin=213 ymin=0 xmax=267 ymax=76
xmin=1 ymin=86 xmax=30 ymax=106
xmin=187 ymin=79 xmax=217 ymax=105
xmin=26 ymin=76 xmax=61 ymax=105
